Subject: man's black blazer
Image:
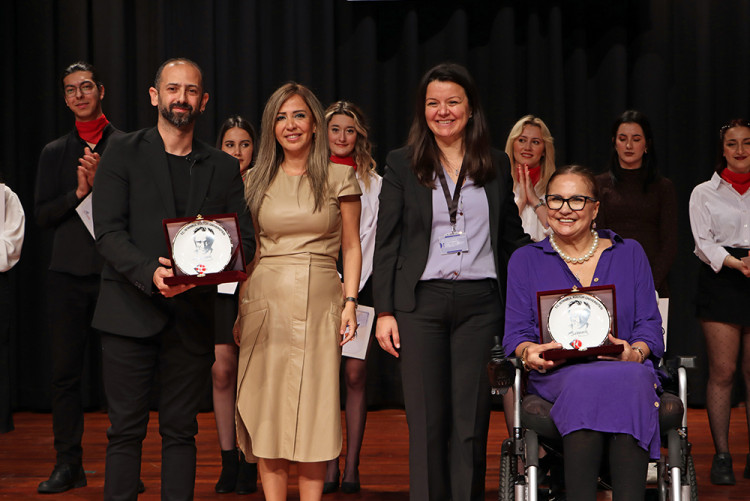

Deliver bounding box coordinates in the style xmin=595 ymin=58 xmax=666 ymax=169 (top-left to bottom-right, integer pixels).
xmin=91 ymin=127 xmax=255 ymax=346
xmin=373 ymin=146 xmax=530 ymax=315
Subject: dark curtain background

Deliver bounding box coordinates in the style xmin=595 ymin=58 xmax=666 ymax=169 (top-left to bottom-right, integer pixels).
xmin=2 ymin=0 xmax=749 ymax=412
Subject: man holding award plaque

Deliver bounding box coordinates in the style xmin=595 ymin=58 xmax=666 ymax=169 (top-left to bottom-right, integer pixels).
xmin=91 ymin=58 xmax=255 ymax=500
xmin=503 ymin=165 xmax=664 ymax=500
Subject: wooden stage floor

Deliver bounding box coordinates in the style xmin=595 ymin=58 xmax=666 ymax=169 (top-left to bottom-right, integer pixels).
xmin=1 ymin=407 xmax=749 ymax=500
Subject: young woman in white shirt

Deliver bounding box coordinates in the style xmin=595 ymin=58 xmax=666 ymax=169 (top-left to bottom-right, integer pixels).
xmin=689 ymin=118 xmax=750 ymax=486
xmin=323 ymin=101 xmax=381 ymax=494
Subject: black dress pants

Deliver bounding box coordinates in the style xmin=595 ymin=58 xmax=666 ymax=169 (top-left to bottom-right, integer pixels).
xmin=101 ymin=323 xmax=213 ymax=501
xmin=47 ymin=270 xmax=101 ymax=465
xmin=396 ymin=279 xmax=502 ymax=501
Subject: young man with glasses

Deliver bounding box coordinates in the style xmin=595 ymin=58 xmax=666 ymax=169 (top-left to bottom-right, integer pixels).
xmin=34 ymin=61 xmax=122 ymax=494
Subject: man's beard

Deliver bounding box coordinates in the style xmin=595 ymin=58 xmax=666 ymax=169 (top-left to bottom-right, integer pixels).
xmin=160 ymin=101 xmax=200 ymax=128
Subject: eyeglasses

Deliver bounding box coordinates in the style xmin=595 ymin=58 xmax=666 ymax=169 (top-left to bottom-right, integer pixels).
xmin=64 ymin=81 xmax=97 ymax=98
xmin=545 ymin=195 xmax=597 ymax=211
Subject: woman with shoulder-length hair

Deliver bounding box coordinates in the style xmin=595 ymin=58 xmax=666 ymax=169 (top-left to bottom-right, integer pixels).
xmin=373 ymin=62 xmax=528 ymax=501
xmin=689 ymin=118 xmax=750 ymax=485
xmin=504 ymin=114 xmax=556 ymax=242
xmin=322 ymin=100 xmax=381 ymax=494
xmin=236 ymin=82 xmax=362 ymax=501
xmin=595 ymin=110 xmax=677 ymax=297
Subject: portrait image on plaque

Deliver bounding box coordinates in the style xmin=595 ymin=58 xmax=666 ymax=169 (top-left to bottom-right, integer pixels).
xmin=162 ymin=213 xmax=248 ymax=286
xmin=537 ymin=284 xmax=624 ymax=361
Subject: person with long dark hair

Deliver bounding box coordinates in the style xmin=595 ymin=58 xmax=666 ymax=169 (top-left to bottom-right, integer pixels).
xmin=212 ymin=115 xmax=258 ymax=494
xmin=373 ymin=62 xmax=528 ymax=501
xmin=322 ymin=101 xmax=381 ymax=494
xmin=689 ymin=118 xmax=750 ymax=485
xmin=595 ymin=110 xmax=677 ymax=297
xmin=235 ymin=82 xmax=362 ymax=501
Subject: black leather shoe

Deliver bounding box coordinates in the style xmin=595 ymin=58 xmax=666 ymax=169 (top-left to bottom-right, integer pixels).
xmin=341 ymin=481 xmax=360 ymax=494
xmin=711 ymin=453 xmax=736 ymax=485
xmin=38 ymin=463 xmax=87 ymax=494
xmin=138 ymin=479 xmax=145 ymax=494
xmin=235 ymin=459 xmax=258 ymax=495
xmin=744 ymin=453 xmax=750 ymax=479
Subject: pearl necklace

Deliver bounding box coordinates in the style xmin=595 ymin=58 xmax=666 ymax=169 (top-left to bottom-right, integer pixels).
xmin=549 ymin=229 xmax=599 ymax=264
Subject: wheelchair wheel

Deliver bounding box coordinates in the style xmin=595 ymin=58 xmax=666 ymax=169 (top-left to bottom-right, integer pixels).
xmin=499 ymin=438 xmax=515 ymax=501
xmin=683 ymin=454 xmax=698 ymax=501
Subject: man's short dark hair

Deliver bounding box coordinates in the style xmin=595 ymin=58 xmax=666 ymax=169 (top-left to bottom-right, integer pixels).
xmin=153 ymin=57 xmax=204 ymax=90
xmin=61 ymin=61 xmax=102 ymax=91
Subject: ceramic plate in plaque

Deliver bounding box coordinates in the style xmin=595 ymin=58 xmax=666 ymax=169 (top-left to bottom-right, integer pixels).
xmin=171 ymin=218 xmax=233 ymax=277
xmin=547 ymin=292 xmax=611 ymax=351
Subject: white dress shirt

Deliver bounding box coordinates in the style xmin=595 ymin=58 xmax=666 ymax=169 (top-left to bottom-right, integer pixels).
xmin=0 ymin=184 xmax=25 ymax=272
xmin=689 ymin=172 xmax=750 ymax=272
xmin=358 ymin=171 xmax=382 ymax=292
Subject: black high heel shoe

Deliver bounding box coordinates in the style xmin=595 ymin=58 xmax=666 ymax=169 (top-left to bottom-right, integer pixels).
xmin=323 ymin=464 xmax=340 ymax=494
xmin=340 ymin=468 xmax=360 ymax=494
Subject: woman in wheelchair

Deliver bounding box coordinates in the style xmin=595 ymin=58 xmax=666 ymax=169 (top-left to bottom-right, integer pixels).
xmin=503 ymin=164 xmax=665 ymax=500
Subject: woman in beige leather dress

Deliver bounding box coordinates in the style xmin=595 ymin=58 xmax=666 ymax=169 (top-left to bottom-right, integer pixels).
xmin=236 ymin=82 xmax=362 ymax=501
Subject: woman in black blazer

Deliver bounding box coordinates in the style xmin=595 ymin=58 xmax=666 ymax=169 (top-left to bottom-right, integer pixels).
xmin=373 ymin=62 xmax=528 ymax=501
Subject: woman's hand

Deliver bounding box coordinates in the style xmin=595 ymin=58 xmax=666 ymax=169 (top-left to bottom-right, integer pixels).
xmin=598 ymin=334 xmax=646 ymax=363
xmin=516 ymin=164 xmax=529 ymax=211
xmin=375 ymin=314 xmax=400 ymax=358
xmin=522 ymin=341 xmax=565 ymax=372
xmin=724 ymin=254 xmax=750 ymax=278
xmin=340 ymin=301 xmax=358 ymax=346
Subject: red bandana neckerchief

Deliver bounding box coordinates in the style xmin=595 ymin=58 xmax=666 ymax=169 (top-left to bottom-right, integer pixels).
xmin=330 ymin=155 xmax=357 ymax=171
xmin=721 ymin=168 xmax=750 ymax=195
xmin=76 ymin=114 xmax=109 ymax=145
xmin=527 ymin=164 xmax=542 ymax=187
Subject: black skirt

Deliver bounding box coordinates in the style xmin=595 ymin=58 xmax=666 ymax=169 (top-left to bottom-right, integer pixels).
xmin=696 ymin=247 xmax=750 ymax=326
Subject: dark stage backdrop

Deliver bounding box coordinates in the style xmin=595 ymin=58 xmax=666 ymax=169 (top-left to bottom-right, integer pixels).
xmin=2 ymin=0 xmax=749 ymax=412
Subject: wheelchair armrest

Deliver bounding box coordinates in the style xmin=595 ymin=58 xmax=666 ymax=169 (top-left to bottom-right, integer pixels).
xmin=509 ymin=356 xmax=523 ymax=369
xmin=664 ymin=355 xmax=696 ymax=369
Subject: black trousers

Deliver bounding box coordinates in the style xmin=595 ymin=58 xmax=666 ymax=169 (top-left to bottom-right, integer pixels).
xmin=396 ymin=279 xmax=502 ymax=501
xmin=46 ymin=270 xmax=101 ymax=465
xmin=101 ymin=324 xmax=213 ymax=501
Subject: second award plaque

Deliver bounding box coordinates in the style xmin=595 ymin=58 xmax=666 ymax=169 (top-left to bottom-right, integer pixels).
xmin=537 ymin=284 xmax=624 ymax=361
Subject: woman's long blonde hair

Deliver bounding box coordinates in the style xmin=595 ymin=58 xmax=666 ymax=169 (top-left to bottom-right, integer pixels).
xmin=504 ymin=115 xmax=556 ymax=193
xmin=245 ymin=82 xmax=329 ymax=215
xmin=324 ymin=101 xmax=377 ymax=190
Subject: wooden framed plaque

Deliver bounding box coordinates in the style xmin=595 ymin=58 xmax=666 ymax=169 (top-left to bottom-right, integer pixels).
xmin=162 ymin=213 xmax=247 ymax=286
xmin=537 ymin=284 xmax=623 ymax=361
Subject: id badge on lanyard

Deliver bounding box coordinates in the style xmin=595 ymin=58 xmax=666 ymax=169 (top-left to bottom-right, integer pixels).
xmin=436 ymin=165 xmax=470 ymax=255
xmin=440 ymin=231 xmax=469 ymax=255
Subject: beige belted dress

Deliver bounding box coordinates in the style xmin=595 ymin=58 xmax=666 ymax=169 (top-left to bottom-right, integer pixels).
xmin=236 ymin=163 xmax=361 ymax=462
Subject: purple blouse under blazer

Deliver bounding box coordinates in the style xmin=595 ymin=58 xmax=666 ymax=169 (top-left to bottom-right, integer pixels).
xmin=503 ymin=229 xmax=665 ymax=459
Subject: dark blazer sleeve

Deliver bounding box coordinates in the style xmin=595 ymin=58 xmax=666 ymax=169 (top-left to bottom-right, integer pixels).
xmin=93 ymin=132 xmax=161 ymax=295
xmin=372 ymin=149 xmax=407 ymax=315
xmin=495 ymin=150 xmax=531 ymax=260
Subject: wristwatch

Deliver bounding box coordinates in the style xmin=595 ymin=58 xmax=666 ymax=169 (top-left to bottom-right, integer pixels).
xmin=345 ymin=296 xmax=358 ymax=308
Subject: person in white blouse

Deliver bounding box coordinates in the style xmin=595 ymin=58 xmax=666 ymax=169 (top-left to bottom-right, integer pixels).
xmin=0 ymin=181 xmax=25 ymax=434
xmin=504 ymin=115 xmax=556 ymax=242
xmin=501 ymin=115 xmax=557 ymax=438
xmin=323 ymin=101 xmax=381 ymax=494
xmin=689 ymin=118 xmax=750 ymax=486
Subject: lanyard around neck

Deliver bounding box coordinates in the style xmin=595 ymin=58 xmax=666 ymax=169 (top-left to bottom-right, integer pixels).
xmin=435 ymin=162 xmax=467 ymax=229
